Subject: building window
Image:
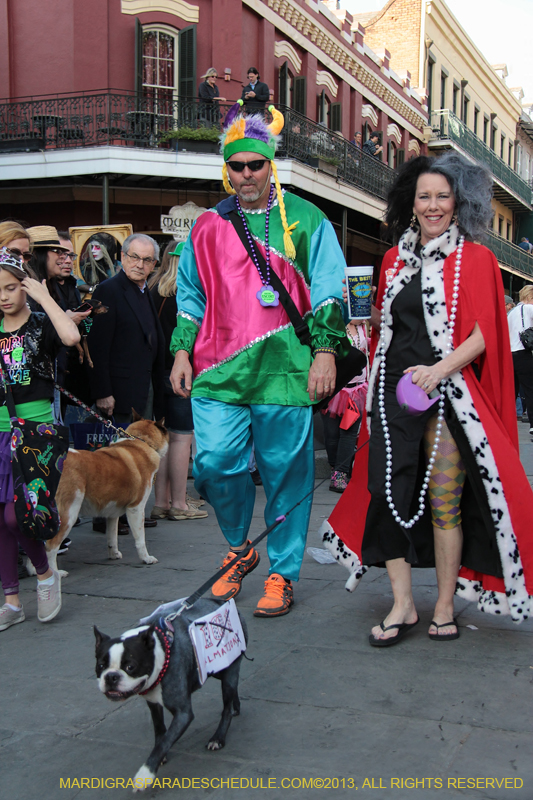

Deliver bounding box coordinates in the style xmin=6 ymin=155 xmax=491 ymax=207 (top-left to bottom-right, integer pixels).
xmin=318 ymin=90 xmax=330 ymax=127
xmin=516 ymin=144 xmax=522 ymax=175
xmin=462 ymin=95 xmax=469 ymax=126
xmin=507 ymin=221 xmax=512 ymax=241
xmin=427 ymin=61 xmax=433 ymax=116
xmin=483 ymin=115 xmax=489 ymax=144
xmin=500 ymin=134 xmax=506 ymax=160
xmin=509 ymin=141 xmax=514 ymax=169
xmin=498 ymin=216 xmax=504 ymax=236
xmin=142 ymin=27 xmax=178 ymax=103
xmin=440 ymin=72 xmax=447 ymax=108
xmin=452 ymin=84 xmax=459 ymax=115
xmin=473 ymin=106 xmax=479 ymax=136
xmin=490 ymin=123 xmax=497 ymax=151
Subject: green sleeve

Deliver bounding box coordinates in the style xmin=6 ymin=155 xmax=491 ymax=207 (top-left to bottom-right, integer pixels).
xmin=170 ymin=316 xmax=199 ymax=356
xmin=310 ymin=301 xmax=350 ymax=358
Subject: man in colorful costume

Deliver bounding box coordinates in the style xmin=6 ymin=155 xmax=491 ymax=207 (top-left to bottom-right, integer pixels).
xmin=170 ymin=103 xmax=349 ymax=616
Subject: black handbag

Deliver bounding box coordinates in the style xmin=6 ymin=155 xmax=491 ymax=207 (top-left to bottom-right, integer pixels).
xmin=0 ymin=351 xmax=69 ymax=541
xmin=228 ymin=210 xmax=366 ymax=411
xmin=519 ymin=305 xmax=533 ymax=352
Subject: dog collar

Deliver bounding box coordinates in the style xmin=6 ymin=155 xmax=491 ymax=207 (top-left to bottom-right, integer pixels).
xmin=138 ymin=621 xmax=174 ymax=696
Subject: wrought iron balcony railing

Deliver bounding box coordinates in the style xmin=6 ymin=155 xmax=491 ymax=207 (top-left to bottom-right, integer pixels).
xmin=0 ymin=92 xmax=395 ymax=201
xmin=429 ymin=109 xmax=533 ymax=207
xmin=487 ymin=231 xmax=533 ymax=278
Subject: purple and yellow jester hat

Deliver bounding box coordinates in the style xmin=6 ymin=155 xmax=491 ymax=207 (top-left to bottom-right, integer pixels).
xmin=220 ymin=101 xmax=299 ymax=260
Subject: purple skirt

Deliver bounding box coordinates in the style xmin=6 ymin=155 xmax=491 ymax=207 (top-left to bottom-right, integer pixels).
xmin=0 ymin=432 xmax=14 ymax=503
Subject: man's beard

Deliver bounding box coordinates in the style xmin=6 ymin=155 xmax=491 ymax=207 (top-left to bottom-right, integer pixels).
xmin=237 ymin=179 xmax=270 ymax=205
xmin=237 ymin=184 xmax=262 ymax=203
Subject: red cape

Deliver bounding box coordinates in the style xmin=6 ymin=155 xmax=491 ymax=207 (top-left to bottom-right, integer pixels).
xmin=327 ymin=243 xmax=533 ymax=607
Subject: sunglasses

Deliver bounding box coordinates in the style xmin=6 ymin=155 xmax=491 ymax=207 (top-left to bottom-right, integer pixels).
xmin=8 ymin=247 xmax=33 ymax=263
xmin=226 ymin=159 xmax=268 ymax=173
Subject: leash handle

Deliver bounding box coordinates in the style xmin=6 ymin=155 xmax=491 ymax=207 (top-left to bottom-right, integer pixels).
xmin=55 ymin=383 xmax=137 ymax=442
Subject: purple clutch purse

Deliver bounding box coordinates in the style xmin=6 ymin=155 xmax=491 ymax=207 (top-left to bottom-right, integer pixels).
xmin=396 ymin=373 xmax=441 ymax=416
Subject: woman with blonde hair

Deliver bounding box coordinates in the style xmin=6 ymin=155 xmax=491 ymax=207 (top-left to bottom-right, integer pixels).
xmin=508 ymin=284 xmax=533 ymax=438
xmin=0 ymin=220 xmax=33 ymax=265
xmin=149 ymin=240 xmax=207 ymax=520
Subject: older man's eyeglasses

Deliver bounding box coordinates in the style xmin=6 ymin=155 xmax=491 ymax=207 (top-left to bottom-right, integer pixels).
xmin=124 ymin=251 xmax=157 ymax=267
xmin=57 ymin=251 xmax=78 ymax=262
xmin=8 ymin=247 xmax=33 ymax=263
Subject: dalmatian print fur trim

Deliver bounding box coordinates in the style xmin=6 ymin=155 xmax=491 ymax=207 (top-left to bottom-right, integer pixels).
xmin=320 ymin=519 xmax=368 ymax=591
xmin=364 ymin=224 xmax=531 ymax=622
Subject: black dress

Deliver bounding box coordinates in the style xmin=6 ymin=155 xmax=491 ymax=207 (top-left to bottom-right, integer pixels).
xmin=361 ymin=270 xmax=503 ymax=579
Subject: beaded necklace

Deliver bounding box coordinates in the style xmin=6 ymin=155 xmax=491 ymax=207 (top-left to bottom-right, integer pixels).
xmin=235 ymin=185 xmax=279 ymax=307
xmin=378 ymin=235 xmax=464 ymax=530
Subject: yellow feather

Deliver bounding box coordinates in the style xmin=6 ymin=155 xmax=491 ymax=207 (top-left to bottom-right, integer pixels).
xmin=224 ymin=118 xmax=246 ymax=145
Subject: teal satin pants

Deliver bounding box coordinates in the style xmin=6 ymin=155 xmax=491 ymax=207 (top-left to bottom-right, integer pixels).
xmin=191 ymin=398 xmax=314 ymax=581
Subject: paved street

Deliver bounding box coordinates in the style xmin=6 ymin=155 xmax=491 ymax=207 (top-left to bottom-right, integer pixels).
xmin=1 ymin=424 xmax=532 ymax=800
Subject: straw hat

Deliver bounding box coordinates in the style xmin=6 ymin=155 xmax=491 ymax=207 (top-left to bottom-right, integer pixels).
xmin=27 ymin=225 xmax=69 ymax=250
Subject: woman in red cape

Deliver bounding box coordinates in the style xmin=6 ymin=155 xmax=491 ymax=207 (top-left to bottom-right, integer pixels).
xmin=321 ymin=153 xmax=533 ymax=642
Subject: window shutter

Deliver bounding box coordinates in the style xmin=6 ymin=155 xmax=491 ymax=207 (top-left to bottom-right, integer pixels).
xmin=135 ymin=18 xmax=143 ymax=96
xmin=294 ymin=76 xmax=306 ymax=115
xmin=279 ymin=62 xmax=288 ymax=106
xmin=397 ymin=148 xmax=405 ymax=166
xmin=330 ymin=102 xmax=342 ymax=132
xmin=178 ymin=26 xmax=197 ymax=99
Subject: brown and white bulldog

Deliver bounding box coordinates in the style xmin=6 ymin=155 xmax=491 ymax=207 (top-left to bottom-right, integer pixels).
xmin=46 ymin=413 xmax=169 ymax=574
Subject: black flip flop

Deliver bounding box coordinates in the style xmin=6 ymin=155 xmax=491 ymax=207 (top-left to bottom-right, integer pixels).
xmin=369 ymin=615 xmax=420 ymax=647
xmin=428 ymin=619 xmax=459 ymax=640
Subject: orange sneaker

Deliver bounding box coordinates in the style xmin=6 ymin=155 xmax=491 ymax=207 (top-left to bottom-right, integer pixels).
xmin=253 ymin=573 xmax=294 ymax=617
xmin=211 ymin=542 xmax=260 ymax=601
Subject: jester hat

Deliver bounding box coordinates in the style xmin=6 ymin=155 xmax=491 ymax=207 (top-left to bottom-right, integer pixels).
xmin=220 ymin=102 xmax=298 ymax=260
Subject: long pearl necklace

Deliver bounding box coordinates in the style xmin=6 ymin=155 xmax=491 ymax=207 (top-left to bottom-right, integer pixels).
xmin=378 ymin=236 xmax=464 ymax=529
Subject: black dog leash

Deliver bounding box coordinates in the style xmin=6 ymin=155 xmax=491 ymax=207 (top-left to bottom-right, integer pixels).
xmin=164 ymin=404 xmax=408 ymax=621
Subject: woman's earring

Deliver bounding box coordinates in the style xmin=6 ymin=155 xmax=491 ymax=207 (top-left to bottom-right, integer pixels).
xmin=452 ymin=212 xmax=458 ymax=225
xmin=410 ymin=214 xmax=418 ymax=229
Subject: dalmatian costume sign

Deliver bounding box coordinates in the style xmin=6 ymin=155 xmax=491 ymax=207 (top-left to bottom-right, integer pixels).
xmin=189 ymin=599 xmax=246 ymax=685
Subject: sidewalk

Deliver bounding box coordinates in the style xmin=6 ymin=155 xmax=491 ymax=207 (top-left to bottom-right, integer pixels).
xmin=1 ymin=423 xmax=532 ymax=799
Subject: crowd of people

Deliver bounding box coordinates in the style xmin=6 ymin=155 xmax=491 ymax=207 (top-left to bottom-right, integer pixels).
xmin=1 ymin=102 xmax=532 ymax=637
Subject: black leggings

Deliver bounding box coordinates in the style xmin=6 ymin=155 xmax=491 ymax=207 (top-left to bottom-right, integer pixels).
xmin=512 ymin=349 xmax=533 ymax=428
xmin=322 ymin=414 xmax=362 ymax=474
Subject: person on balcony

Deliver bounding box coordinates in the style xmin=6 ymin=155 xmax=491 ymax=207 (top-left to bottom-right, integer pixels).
xmin=362 ymin=132 xmax=383 ymax=158
xmin=198 ymin=68 xmax=226 ymax=126
xmin=240 ymin=68 xmax=270 ymax=113
xmin=322 ymin=152 xmax=533 ymax=642
xmin=169 ymin=103 xmax=351 ymax=617
xmin=518 ymin=237 xmax=533 ymax=253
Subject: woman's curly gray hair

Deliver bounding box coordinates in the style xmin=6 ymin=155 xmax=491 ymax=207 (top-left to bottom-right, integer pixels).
xmin=385 ymin=152 xmax=494 ymax=243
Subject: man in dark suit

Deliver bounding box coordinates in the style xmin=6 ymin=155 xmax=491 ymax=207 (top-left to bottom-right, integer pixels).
xmin=240 ymin=67 xmax=270 ymax=113
xmin=88 ymin=233 xmax=165 ymax=425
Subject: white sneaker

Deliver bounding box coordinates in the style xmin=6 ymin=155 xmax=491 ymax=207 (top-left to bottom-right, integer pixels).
xmin=0 ymin=603 xmax=25 ymax=631
xmin=37 ymin=570 xmax=62 ymax=622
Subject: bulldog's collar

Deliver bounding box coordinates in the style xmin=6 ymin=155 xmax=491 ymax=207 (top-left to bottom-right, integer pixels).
xmin=138 ymin=619 xmax=174 ymax=696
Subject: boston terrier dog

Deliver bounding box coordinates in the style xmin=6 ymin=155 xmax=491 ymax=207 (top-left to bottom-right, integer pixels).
xmin=94 ymin=599 xmax=248 ymax=792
